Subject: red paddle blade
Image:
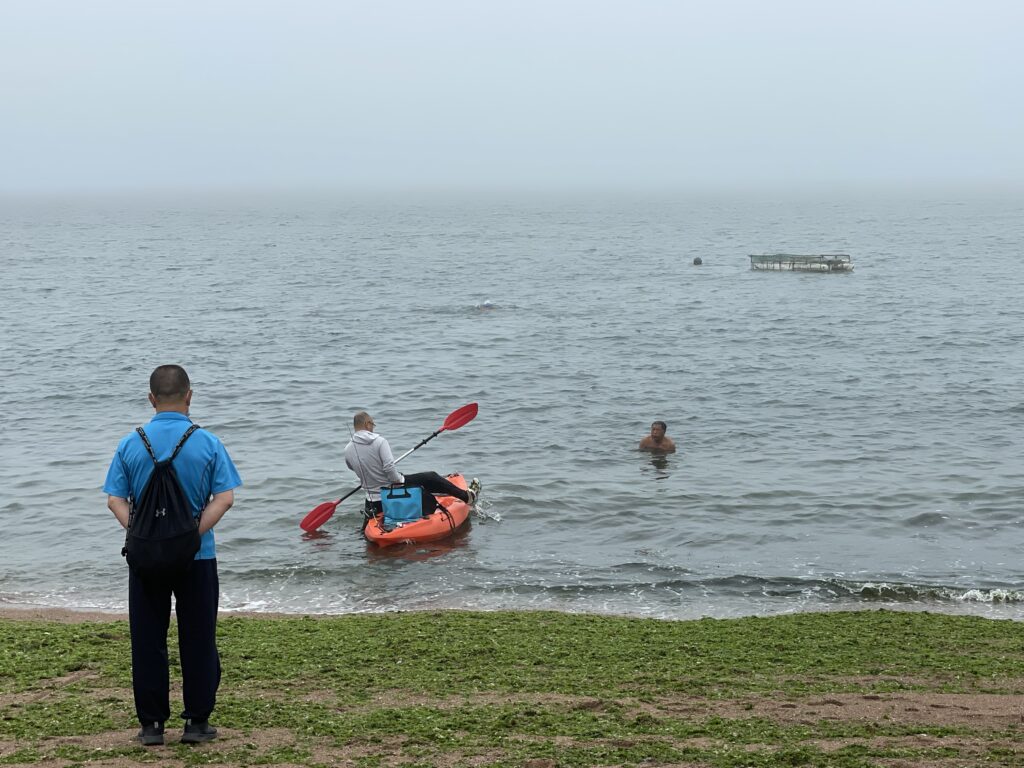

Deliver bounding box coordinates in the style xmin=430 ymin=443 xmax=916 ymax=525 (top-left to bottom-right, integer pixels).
xmin=441 ymin=402 xmax=478 ymax=432
xmin=300 ymin=500 xmax=338 ymax=532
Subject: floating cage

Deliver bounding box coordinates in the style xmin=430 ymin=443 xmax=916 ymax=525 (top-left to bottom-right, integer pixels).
xmin=749 ymin=254 xmax=853 ymax=272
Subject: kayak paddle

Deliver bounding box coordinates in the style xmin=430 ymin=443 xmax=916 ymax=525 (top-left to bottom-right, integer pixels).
xmin=300 ymin=402 xmax=479 ymax=532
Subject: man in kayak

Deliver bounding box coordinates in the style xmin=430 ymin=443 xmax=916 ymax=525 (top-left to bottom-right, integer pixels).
xmin=344 ymin=411 xmax=478 ymax=518
xmin=639 ymin=420 xmax=677 ymax=453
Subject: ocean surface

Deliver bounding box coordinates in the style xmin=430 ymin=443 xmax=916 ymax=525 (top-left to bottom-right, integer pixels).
xmin=2 ymin=189 xmax=1023 ymax=620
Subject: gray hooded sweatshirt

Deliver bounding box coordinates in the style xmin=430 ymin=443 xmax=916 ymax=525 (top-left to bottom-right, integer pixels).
xmin=344 ymin=430 xmax=404 ymax=501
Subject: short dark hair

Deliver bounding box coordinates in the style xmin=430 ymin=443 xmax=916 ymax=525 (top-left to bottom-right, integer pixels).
xmin=149 ymin=365 xmax=191 ymax=401
xmin=652 ymin=421 xmax=667 ymax=431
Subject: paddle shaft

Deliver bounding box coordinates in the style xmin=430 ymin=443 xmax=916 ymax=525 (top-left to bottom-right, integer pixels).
xmin=394 ymin=428 xmax=443 ymax=463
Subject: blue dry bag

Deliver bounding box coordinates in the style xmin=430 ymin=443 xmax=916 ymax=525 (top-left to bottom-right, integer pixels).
xmin=381 ymin=485 xmax=425 ymax=528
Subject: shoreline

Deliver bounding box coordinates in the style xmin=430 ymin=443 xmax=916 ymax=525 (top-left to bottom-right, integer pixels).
xmin=0 ymin=605 xmax=126 ymax=623
xmin=4 ymin=601 xmax=1024 ymax=626
xmin=0 ymin=604 xmax=334 ymax=623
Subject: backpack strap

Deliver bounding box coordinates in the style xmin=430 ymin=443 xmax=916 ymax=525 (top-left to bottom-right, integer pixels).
xmin=135 ymin=423 xmax=201 ymax=464
xmin=169 ymin=424 xmax=201 ymax=461
xmin=135 ymin=427 xmax=157 ymax=463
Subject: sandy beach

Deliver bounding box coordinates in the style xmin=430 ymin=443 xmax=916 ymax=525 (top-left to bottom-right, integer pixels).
xmin=0 ymin=605 xmax=126 ymax=623
xmin=0 ymin=604 xmax=322 ymax=623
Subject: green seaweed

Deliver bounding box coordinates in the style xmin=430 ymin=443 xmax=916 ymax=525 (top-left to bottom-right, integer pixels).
xmin=1 ymin=609 xmax=1022 ymax=766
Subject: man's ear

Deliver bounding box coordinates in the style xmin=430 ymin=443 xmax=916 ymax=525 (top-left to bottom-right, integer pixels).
xmin=185 ymin=389 xmax=193 ymax=407
xmin=148 ymin=393 xmax=157 ymax=409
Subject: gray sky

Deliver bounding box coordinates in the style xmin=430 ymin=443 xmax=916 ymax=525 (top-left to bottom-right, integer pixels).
xmin=2 ymin=0 xmax=1021 ymax=192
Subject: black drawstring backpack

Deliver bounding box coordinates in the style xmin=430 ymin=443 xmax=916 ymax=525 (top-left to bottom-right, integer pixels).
xmin=122 ymin=424 xmax=201 ymax=581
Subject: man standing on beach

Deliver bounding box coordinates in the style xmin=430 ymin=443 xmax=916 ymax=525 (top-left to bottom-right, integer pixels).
xmin=639 ymin=421 xmax=677 ymax=453
xmin=103 ymin=365 xmax=241 ymax=746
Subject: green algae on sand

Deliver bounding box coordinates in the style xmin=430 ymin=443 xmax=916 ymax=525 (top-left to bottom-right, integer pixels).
xmin=2 ymin=609 xmax=1022 ymax=767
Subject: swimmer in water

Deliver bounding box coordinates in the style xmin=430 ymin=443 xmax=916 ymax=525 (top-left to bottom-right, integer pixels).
xmin=639 ymin=420 xmax=676 ymax=453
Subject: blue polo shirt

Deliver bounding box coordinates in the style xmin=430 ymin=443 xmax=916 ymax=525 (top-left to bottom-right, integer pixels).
xmin=103 ymin=412 xmax=242 ymax=560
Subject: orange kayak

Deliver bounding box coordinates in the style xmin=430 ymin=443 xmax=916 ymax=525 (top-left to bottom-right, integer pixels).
xmin=363 ymin=473 xmax=471 ymax=547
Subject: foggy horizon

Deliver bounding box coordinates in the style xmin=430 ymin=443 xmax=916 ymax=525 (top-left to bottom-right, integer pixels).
xmin=2 ymin=0 xmax=1021 ymax=195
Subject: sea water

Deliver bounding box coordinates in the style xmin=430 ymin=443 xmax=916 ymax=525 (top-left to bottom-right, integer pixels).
xmin=1 ymin=189 xmax=1022 ymax=619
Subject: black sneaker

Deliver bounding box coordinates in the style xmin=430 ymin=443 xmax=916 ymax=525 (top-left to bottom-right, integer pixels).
xmin=181 ymin=719 xmax=217 ymax=744
xmin=136 ymin=722 xmax=164 ymax=746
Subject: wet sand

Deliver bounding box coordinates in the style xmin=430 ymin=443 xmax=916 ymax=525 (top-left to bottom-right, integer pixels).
xmin=0 ymin=604 xmax=317 ymax=623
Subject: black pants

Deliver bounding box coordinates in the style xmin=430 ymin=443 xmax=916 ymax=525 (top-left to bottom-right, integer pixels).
xmin=402 ymin=471 xmax=470 ymax=513
xmin=128 ymin=558 xmax=221 ymax=725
